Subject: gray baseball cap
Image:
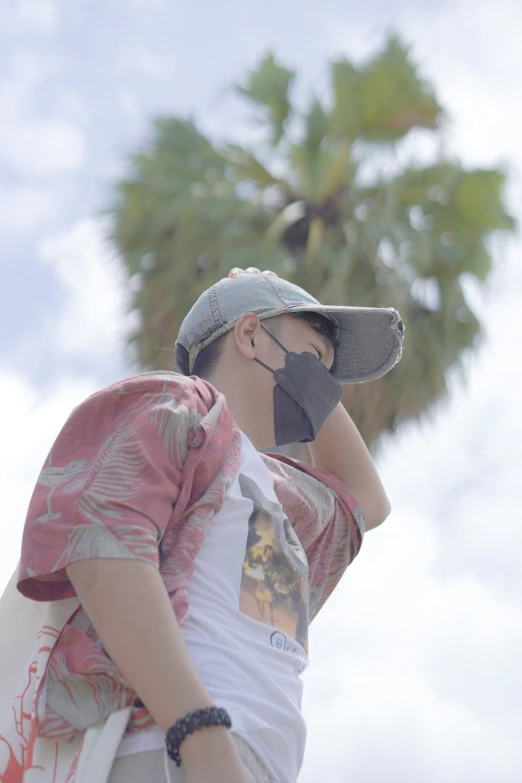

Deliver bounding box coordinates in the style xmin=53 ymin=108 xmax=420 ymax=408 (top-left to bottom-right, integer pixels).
xmin=176 ymin=271 xmax=404 ymax=384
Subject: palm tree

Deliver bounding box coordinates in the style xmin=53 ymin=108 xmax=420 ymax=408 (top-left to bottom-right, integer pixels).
xmin=109 ymin=32 xmax=515 ymax=453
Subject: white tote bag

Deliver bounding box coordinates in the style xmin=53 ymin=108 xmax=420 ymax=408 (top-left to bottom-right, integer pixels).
xmin=0 ymin=564 xmax=132 ymax=783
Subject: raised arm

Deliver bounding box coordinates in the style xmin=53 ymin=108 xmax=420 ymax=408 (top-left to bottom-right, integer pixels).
xmin=308 ymin=401 xmax=391 ymax=531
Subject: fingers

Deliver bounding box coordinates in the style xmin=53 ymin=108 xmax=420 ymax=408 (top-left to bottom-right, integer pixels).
xmin=227 ymin=268 xmax=278 ymax=278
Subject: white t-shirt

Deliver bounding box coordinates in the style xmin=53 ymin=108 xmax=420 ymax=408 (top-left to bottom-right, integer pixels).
xmin=116 ymin=430 xmax=310 ymax=783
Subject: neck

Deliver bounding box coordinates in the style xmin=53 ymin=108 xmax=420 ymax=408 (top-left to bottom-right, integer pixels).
xmin=204 ymin=366 xmax=273 ymax=451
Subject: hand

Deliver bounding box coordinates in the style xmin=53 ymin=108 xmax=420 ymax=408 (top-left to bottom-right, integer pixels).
xmin=228 ymin=267 xmax=278 ymax=278
xmin=180 ymin=725 xmax=249 ymax=783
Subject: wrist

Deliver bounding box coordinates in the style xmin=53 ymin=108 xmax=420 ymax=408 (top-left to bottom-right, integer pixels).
xmin=178 ymin=724 xmax=232 ymax=763
xmin=166 ymin=706 xmax=233 ymax=766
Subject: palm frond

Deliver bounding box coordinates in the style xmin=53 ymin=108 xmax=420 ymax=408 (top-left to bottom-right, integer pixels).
xmin=108 ymin=33 xmax=516 ymax=450
xmin=236 ymin=52 xmax=296 ymax=147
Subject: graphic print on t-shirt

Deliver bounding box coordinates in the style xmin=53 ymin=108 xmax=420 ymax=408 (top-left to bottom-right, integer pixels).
xmin=238 ymin=473 xmax=309 ymax=654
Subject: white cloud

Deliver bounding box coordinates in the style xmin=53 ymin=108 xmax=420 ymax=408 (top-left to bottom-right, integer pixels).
xmin=374 ymin=239 xmax=522 ymax=589
xmin=3 ymin=118 xmax=85 ymax=176
xmin=37 ymin=217 xmax=137 ymax=361
xmin=0 ymin=50 xmax=56 ymax=105
xmin=300 ymin=508 xmax=522 ymax=782
xmin=0 ymin=216 xmax=138 ymax=567
xmin=0 ymin=51 xmax=85 ymax=175
xmin=1 ymin=0 xmax=58 ymax=36
xmin=0 ymin=220 xmax=135 ymax=593
xmin=114 ymin=44 xmax=176 ymax=76
xmin=0 ymin=184 xmax=58 ymax=238
xmin=404 ymin=0 xmax=522 ymax=171
xmin=0 ymin=370 xmax=97 ymax=593
xmin=117 ymin=88 xmax=142 ymax=118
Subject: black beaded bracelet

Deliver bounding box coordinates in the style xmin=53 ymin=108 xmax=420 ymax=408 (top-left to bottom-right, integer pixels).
xmin=165 ymin=706 xmax=232 ymax=767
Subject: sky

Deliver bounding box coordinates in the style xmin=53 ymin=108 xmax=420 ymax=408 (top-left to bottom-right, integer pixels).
xmin=1 ymin=0 xmax=521 ymax=780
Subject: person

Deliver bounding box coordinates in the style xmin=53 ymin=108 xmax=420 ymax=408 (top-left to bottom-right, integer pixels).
xmin=2 ymin=267 xmax=404 ymax=783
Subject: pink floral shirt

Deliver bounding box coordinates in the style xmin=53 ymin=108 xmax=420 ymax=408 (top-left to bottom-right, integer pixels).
xmin=15 ymin=372 xmax=365 ymax=742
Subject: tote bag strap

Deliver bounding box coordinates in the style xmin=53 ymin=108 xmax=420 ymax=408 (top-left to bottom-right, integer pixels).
xmin=74 ymin=706 xmax=133 ymax=783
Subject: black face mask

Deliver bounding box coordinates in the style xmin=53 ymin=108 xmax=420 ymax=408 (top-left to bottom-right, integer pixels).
xmin=254 ymin=325 xmax=344 ymax=446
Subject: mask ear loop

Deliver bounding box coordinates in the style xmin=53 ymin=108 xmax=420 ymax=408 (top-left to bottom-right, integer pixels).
xmin=259 ymin=323 xmax=289 ymax=354
xmin=253 ymin=323 xmax=290 ymax=374
xmin=254 ymin=357 xmax=276 ymax=374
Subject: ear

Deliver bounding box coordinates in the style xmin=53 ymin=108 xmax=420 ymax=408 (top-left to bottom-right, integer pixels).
xmin=233 ymin=312 xmax=261 ymax=361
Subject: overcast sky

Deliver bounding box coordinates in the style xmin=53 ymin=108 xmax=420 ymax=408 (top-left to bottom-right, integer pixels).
xmin=1 ymin=0 xmax=521 ymax=780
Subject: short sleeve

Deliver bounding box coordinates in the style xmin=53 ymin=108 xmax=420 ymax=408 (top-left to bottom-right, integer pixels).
xmin=262 ymin=452 xmax=366 ymax=621
xmin=17 ymin=377 xmax=199 ymax=601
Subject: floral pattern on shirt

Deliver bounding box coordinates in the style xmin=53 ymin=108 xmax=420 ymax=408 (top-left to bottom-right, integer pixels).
xmin=8 ymin=372 xmax=364 ymax=749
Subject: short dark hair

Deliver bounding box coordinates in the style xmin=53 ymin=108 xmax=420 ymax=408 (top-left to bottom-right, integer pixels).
xmin=174 ymin=311 xmax=337 ymax=379
xmin=174 ymin=336 xmax=225 ymax=378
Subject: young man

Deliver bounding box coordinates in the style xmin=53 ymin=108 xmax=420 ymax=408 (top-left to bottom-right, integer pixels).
xmin=4 ymin=268 xmax=403 ymax=783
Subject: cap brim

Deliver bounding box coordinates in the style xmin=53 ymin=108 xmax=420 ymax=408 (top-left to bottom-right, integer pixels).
xmin=282 ymin=304 xmax=404 ymax=384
